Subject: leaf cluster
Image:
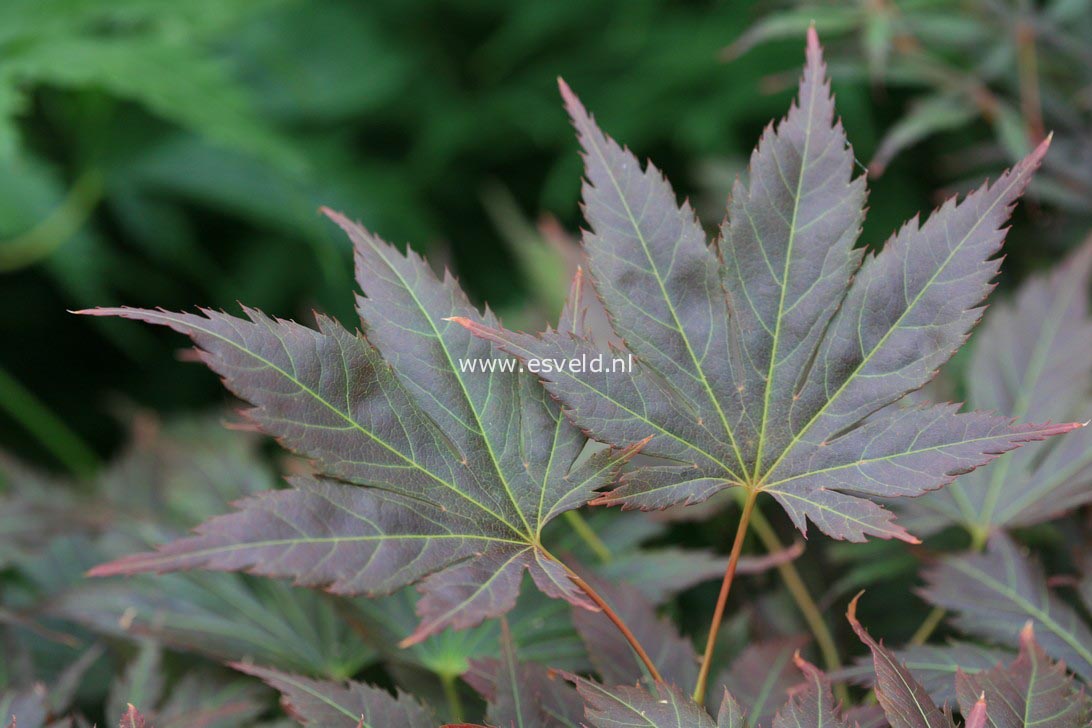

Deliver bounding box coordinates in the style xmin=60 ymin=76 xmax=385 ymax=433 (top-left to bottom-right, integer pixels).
xmin=2 ymin=26 xmax=1091 ymax=728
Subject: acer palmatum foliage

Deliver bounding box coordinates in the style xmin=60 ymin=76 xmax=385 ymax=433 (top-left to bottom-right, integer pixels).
xmin=456 ymin=27 xmax=1079 ymax=544
xmin=67 ymin=27 xmax=1089 ymax=727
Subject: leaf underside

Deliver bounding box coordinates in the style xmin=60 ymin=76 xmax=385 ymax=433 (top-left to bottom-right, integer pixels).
xmin=84 ymin=214 xmax=638 ymax=644
xmin=455 ymin=27 xmax=1077 ymax=543
xmin=233 ymin=663 xmax=435 ymax=728
xmin=908 ymin=239 xmax=1092 ymax=535
xmin=564 ymin=674 xmax=717 ymax=728
xmin=847 ymin=594 xmax=950 ymax=728
xmin=462 ymin=619 xmax=585 ymax=728
xmin=921 ymin=533 xmax=1092 ymax=681
xmin=570 ymin=571 xmax=699 ymax=690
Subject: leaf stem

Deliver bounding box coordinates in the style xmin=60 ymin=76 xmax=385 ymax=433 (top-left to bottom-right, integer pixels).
xmin=746 ymin=503 xmax=849 ymax=704
xmin=556 ymin=558 xmax=663 ymax=683
xmin=909 ymin=605 xmax=947 ymax=646
xmin=0 ymin=364 xmax=98 ymax=477
xmin=694 ymin=488 xmax=759 ymax=704
xmin=563 ymin=510 xmax=613 ymax=563
xmin=1015 ymin=17 xmax=1044 ymax=144
xmin=0 ymin=169 xmax=103 ymax=272
xmin=440 ymin=671 xmax=464 ymax=723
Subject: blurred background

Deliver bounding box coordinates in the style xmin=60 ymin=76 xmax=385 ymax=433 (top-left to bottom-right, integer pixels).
xmin=2 ymin=0 xmax=1090 ymax=470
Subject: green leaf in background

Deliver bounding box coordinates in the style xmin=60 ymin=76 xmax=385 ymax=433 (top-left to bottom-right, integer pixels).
xmin=0 ymin=0 xmax=301 ymax=169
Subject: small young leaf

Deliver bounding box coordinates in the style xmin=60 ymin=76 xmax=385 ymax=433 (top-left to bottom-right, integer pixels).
xmin=771 ymin=654 xmax=850 ymax=728
xmin=84 ymin=233 xmax=639 ymax=643
xmin=955 ymin=623 xmax=1089 ymax=728
xmin=455 ymin=28 xmax=1077 ymax=543
xmin=921 ymin=534 xmax=1092 ymax=680
xmin=963 ymin=694 xmax=988 ymax=728
xmin=232 ymin=663 xmax=435 ymax=728
xmin=716 ymin=689 xmax=747 ymax=728
xmin=847 ymin=594 xmax=949 ymax=728
xmin=119 ymin=704 xmax=147 ymax=728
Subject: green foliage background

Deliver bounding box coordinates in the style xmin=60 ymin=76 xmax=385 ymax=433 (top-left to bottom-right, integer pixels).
xmin=7 ymin=0 xmax=1079 ymax=467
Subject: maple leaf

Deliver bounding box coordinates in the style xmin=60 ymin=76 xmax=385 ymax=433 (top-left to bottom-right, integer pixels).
xmin=83 ymin=219 xmax=640 ymax=644
xmin=920 ymin=533 xmax=1092 ymax=680
xmin=458 ymin=619 xmax=584 ymax=728
xmin=710 ymin=636 xmax=809 ymax=723
xmin=453 ymin=27 xmax=1080 ymax=542
xmin=847 ymin=593 xmax=951 ymax=728
xmin=233 ymin=663 xmax=435 ymax=728
xmin=563 ymin=652 xmax=853 ymax=728
xmin=770 ymin=654 xmax=851 ymax=728
xmin=564 ymin=675 xmax=717 ymax=728
xmin=907 ymin=239 xmax=1092 ymax=536
xmin=954 ymin=623 xmax=1090 ymax=728
xmin=848 ymin=641 xmax=1010 ymax=705
xmin=119 ymin=704 xmax=147 ymax=728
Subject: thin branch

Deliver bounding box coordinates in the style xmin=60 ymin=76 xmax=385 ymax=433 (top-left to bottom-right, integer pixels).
xmin=556 ymin=557 xmax=663 ymax=683
xmin=0 ymin=365 xmax=99 ymax=477
xmin=563 ymin=510 xmax=613 ymax=563
xmin=909 ymin=605 xmax=947 ymax=646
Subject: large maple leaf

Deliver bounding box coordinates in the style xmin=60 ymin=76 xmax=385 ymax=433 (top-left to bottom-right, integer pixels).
xmin=84 ymin=216 xmax=639 ymax=644
xmin=455 ymin=28 xmax=1080 ymax=542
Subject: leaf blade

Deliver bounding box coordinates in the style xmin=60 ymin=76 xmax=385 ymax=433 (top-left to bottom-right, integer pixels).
xmin=921 ymin=534 xmax=1092 ymax=680
xmin=955 ymin=623 xmax=1089 ymax=728
xmin=456 ymin=31 xmax=1073 ymax=543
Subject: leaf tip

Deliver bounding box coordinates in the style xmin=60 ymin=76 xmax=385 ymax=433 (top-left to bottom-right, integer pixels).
xmin=845 ymin=590 xmax=866 ymax=633
xmin=446 ymin=316 xmax=476 ymax=330
xmin=806 ymin=23 xmax=820 ymax=53
xmin=86 ymin=561 xmax=120 ymax=578
xmin=965 ymin=692 xmax=988 ymax=728
xmin=1019 ymin=619 xmax=1035 ymax=646
xmin=1028 ymin=131 xmax=1053 ymax=165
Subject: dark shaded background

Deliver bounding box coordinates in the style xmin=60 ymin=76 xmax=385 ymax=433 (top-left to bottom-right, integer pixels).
xmin=1 ymin=0 xmax=1086 ymax=473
